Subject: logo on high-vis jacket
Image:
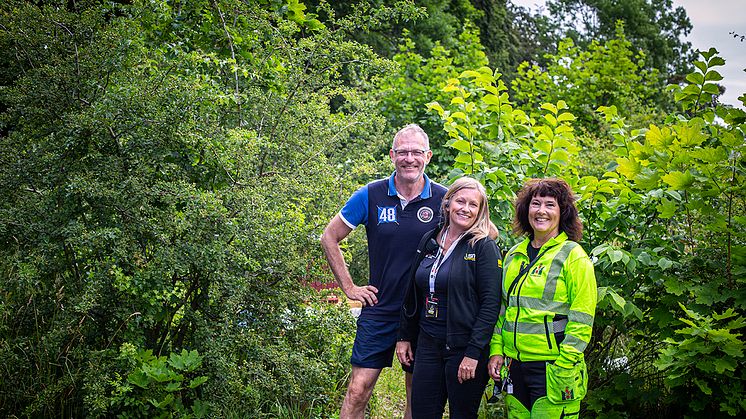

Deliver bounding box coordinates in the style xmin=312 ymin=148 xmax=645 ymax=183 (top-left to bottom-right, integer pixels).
xmin=417 ymin=206 xmax=434 ymax=223
xmin=562 ymin=386 xmax=574 ymax=401
xmin=531 ymin=264 xmax=546 ymax=276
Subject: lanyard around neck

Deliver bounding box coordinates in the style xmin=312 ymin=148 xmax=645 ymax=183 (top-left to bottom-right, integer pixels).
xmin=428 ymin=227 xmax=463 ymax=294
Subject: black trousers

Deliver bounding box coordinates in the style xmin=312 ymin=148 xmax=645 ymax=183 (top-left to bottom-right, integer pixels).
xmin=508 ymin=358 xmax=548 ymax=411
xmin=411 ymin=332 xmax=490 ymax=419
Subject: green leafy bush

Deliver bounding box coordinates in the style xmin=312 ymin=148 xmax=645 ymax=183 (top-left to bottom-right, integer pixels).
xmin=109 ymin=345 xmax=209 ymax=418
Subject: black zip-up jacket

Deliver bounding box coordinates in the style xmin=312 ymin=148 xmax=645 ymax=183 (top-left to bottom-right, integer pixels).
xmin=399 ymin=226 xmax=502 ymax=360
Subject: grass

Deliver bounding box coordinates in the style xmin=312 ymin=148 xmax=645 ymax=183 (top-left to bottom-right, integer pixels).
xmin=367 ymin=366 xmax=507 ymax=418
xmin=369 ymin=366 xmax=408 ymax=418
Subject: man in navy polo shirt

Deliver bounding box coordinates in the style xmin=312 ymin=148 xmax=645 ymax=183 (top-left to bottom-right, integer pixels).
xmin=321 ymin=124 xmax=446 ymax=418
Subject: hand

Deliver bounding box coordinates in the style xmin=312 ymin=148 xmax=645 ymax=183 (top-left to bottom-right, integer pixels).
xmin=396 ymin=341 xmax=413 ymax=367
xmin=458 ymin=356 xmax=478 ymax=384
xmin=487 ymin=355 xmax=504 ymax=381
xmin=345 ymin=284 xmax=379 ymax=307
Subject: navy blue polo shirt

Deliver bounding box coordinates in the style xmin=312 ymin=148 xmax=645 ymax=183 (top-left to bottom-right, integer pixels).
xmin=340 ymin=172 xmax=447 ymax=321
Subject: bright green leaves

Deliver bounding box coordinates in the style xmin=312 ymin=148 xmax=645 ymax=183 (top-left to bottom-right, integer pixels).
xmin=661 ymin=170 xmax=695 ymax=189
xmin=670 ymin=47 xmax=726 ymax=112
xmin=655 ymin=304 xmax=746 ymax=414
xmin=597 ymin=287 xmax=643 ymax=321
xmin=283 ymin=0 xmax=324 ymax=31
xmin=429 ymin=64 xmax=581 ymax=244
xmin=116 ymin=345 xmax=209 ymax=417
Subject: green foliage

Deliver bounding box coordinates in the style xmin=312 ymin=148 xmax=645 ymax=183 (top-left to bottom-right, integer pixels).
xmin=514 ymin=23 xmax=664 ymax=125
xmin=544 ymin=0 xmax=694 ymax=77
xmin=109 ymin=345 xmax=209 ymax=418
xmin=374 ymin=23 xmax=489 ymax=176
xmin=432 ymin=46 xmax=745 ymax=416
xmin=0 ymin=0 xmax=385 ymax=416
xmin=427 ymin=66 xmax=579 ymax=246
xmin=512 ymin=23 xmax=668 ymax=178
xmin=655 ymin=305 xmax=745 ymax=416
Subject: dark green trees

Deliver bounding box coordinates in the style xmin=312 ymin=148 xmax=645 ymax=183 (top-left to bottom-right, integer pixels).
xmin=0 ymin=0 xmax=387 ymax=416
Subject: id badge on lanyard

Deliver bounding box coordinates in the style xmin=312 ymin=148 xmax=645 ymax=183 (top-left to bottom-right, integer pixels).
xmin=425 ymin=227 xmax=462 ymax=318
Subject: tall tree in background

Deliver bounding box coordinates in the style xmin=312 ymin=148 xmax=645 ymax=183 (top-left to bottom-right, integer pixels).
xmin=545 ymin=0 xmax=693 ymax=80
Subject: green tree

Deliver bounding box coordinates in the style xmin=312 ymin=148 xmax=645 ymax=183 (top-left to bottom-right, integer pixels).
xmin=0 ymin=0 xmax=393 ymax=416
xmin=545 ymin=0 xmax=694 ymax=79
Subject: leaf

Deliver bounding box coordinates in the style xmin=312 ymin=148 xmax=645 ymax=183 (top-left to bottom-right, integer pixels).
xmin=541 ymin=102 xmax=558 ymax=114
xmin=693 ymin=378 xmax=713 ymax=395
xmin=637 ymin=252 xmax=652 ymax=266
xmin=557 ymin=112 xmax=576 ymax=122
xmin=656 ymin=197 xmax=677 ymax=218
xmin=704 ymin=70 xmax=723 ymax=81
xmin=189 ymin=376 xmax=209 ymax=389
xmin=646 ymin=125 xmax=671 ymax=147
xmin=713 ymin=357 xmax=737 ymax=374
xmin=128 ymin=370 xmax=150 ymax=389
xmin=426 ymin=101 xmax=444 ymax=115
xmin=149 ymin=394 xmax=175 ymax=409
xmin=483 ymin=94 xmax=500 ymax=106
xmin=661 ymin=171 xmax=695 ymax=190
xmin=451 ymin=111 xmax=468 ymax=121
xmin=658 ymin=258 xmax=673 ymax=270
xmin=616 ymin=157 xmax=640 ymax=178
xmin=609 ymin=249 xmax=623 ymax=263
xmin=455 ymin=154 xmax=473 ymax=164
xmin=609 ymin=290 xmax=626 ymax=312
xmin=676 ymin=121 xmax=707 ymax=147
xmin=702 ymin=83 xmax=719 ymax=95
xmin=451 ymin=139 xmax=472 ymax=153
xmin=685 ymin=72 xmax=704 ymax=85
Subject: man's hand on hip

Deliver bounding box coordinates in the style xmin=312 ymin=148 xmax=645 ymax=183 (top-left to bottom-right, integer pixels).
xmin=345 ymin=284 xmax=379 ymax=306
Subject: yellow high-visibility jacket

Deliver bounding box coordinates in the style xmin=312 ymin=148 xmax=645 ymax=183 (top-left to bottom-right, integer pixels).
xmin=490 ymin=232 xmax=597 ymax=368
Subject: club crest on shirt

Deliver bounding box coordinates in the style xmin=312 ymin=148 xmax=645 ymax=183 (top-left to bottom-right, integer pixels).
xmin=464 ymin=253 xmax=476 ymax=261
xmin=417 ymin=206 xmax=434 ymax=223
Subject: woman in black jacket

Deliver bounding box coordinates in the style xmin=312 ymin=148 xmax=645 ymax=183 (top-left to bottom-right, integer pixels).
xmin=397 ymin=177 xmax=502 ymax=418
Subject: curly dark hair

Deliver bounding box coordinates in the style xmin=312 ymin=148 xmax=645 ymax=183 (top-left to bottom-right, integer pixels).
xmin=512 ymin=178 xmax=583 ymax=242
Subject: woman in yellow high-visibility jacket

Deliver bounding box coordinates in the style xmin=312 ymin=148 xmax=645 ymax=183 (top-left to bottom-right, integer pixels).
xmin=488 ymin=178 xmax=597 ymax=418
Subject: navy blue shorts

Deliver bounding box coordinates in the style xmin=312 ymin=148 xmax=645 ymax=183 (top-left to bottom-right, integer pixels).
xmin=351 ymin=317 xmax=414 ymax=373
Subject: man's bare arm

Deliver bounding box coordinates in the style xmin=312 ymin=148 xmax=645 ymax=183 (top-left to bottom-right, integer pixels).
xmin=320 ymin=215 xmax=379 ymax=306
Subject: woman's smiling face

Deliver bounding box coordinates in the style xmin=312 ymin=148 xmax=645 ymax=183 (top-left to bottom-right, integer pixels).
xmin=448 ymin=188 xmax=482 ymax=232
xmin=528 ymin=195 xmax=560 ymax=238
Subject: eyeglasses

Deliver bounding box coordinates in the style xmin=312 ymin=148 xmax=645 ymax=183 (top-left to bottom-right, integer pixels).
xmin=393 ymin=149 xmax=429 ymax=158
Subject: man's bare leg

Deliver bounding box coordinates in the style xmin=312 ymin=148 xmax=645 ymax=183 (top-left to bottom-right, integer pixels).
xmin=340 ymin=366 xmax=382 ymax=419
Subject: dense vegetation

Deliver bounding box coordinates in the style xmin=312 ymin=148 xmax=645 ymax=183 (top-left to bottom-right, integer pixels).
xmin=0 ymin=0 xmax=743 ymax=417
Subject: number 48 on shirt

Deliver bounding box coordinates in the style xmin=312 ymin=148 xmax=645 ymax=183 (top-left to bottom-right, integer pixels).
xmin=377 ymin=206 xmax=398 ymax=224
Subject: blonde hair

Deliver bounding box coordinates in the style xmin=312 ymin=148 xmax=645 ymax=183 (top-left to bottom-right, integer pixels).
xmin=440 ymin=177 xmax=491 ymax=246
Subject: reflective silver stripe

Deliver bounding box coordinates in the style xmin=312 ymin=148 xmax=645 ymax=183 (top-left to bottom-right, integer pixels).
xmin=502 ymin=247 xmax=519 ymax=283
xmin=569 ymin=310 xmax=594 ymax=326
xmin=560 ymin=334 xmax=589 ymax=352
xmin=503 ymin=319 xmax=569 ymax=334
xmin=494 ymin=317 xmax=505 ymax=334
xmin=501 ymin=245 xmax=520 ymax=301
xmin=504 ymin=321 xmax=545 ymax=334
xmin=508 ymin=296 xmax=570 ymax=314
xmin=554 ymin=317 xmax=568 ymax=330
xmin=542 ymin=241 xmax=578 ymax=301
